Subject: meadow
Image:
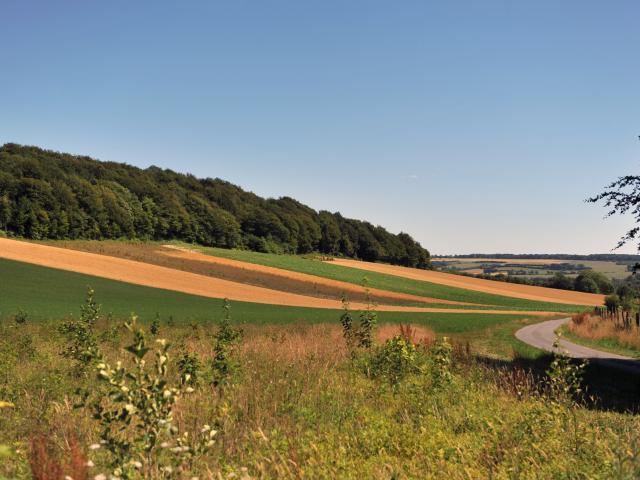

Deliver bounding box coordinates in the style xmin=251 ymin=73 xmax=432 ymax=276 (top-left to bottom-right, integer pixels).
xmin=0 ymin=253 xmax=638 ymax=478
xmin=1 ymin=299 xmax=639 ymax=479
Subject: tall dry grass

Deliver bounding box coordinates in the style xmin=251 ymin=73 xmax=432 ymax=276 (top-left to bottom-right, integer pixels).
xmin=3 ymin=319 xmax=640 ymax=479
xmin=567 ymin=313 xmax=640 ymax=350
xmin=568 ymin=313 xmax=640 ymax=351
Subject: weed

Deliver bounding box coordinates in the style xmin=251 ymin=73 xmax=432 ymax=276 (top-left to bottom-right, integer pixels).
xmin=431 ymin=337 xmax=453 ymax=387
xmin=150 ymin=314 xmax=160 ymax=336
xmin=29 ymin=435 xmax=88 ymax=480
xmin=13 ymin=308 xmax=28 ymax=325
xmin=546 ymin=337 xmax=586 ymax=406
xmin=211 ymin=299 xmax=243 ymax=388
xmin=356 ymin=279 xmax=377 ymax=349
xmin=178 ymin=352 xmax=201 ymax=386
xmin=59 ymin=287 xmax=100 ymax=373
xmin=339 ymin=295 xmax=355 ymax=352
xmin=87 ymin=316 xmax=216 ymax=478
xmin=367 ymin=335 xmax=423 ymax=386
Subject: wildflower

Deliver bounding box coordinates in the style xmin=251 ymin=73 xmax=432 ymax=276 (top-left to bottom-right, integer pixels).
xmin=89 ymin=443 xmax=102 ymax=450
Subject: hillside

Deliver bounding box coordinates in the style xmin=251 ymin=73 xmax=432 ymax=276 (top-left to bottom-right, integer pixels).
xmin=0 ymin=143 xmax=430 ymax=268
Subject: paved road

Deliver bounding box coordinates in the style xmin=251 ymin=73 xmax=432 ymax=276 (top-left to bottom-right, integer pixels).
xmin=515 ymin=317 xmax=640 ymax=374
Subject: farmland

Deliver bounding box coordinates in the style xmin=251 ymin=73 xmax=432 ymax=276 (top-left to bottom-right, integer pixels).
xmin=433 ymin=255 xmax=637 ymax=280
xmin=38 ymin=240 xmax=598 ymax=313
xmin=0 ymin=239 xmax=633 ymax=479
xmin=0 ymin=257 xmax=532 ymax=333
xmin=3 ymin=4 xmax=640 ymax=477
xmin=2 ymin=233 xmax=639 ymax=479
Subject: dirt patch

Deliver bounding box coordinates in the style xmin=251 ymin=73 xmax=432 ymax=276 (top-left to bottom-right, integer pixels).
xmin=329 ymin=258 xmax=604 ymax=307
xmin=0 ymin=238 xmax=555 ymax=315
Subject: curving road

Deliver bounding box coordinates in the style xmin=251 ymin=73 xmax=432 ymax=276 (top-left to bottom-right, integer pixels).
xmin=515 ymin=317 xmax=640 ymax=374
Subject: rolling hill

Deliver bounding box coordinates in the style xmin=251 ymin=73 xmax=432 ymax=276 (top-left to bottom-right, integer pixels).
xmin=0 ymin=143 xmax=429 ymax=268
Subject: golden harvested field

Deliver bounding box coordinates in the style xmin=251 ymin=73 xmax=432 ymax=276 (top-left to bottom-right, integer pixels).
xmin=330 ymin=258 xmax=605 ymax=306
xmin=0 ymin=238 xmax=556 ymax=315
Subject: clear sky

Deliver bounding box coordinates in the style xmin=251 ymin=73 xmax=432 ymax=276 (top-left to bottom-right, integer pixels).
xmin=1 ymin=1 xmax=639 ymax=255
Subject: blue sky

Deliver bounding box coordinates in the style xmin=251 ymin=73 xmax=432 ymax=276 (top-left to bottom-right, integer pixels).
xmin=1 ymin=1 xmax=639 ymax=254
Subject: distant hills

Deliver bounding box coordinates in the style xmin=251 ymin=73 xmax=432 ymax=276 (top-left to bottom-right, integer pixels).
xmin=435 ymin=254 xmax=640 ymax=262
xmin=0 ymin=144 xmax=430 ymax=268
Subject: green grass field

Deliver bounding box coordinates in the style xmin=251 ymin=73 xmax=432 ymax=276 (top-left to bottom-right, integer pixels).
xmin=0 ymin=258 xmax=533 ymax=335
xmin=170 ymin=242 xmax=588 ymax=313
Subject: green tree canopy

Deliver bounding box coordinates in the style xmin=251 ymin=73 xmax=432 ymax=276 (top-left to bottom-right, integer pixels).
xmin=0 ymin=144 xmax=431 ymax=268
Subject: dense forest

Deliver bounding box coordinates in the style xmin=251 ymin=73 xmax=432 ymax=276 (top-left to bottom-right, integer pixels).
xmin=0 ymin=144 xmax=430 ymax=268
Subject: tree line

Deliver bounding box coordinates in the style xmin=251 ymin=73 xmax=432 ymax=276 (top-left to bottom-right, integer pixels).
xmin=0 ymin=144 xmax=430 ymax=268
xmin=452 ymin=270 xmax=619 ymax=295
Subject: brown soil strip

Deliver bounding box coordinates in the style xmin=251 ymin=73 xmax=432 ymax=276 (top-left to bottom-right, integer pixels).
xmin=0 ymin=238 xmax=555 ymax=315
xmin=329 ymin=258 xmax=604 ymax=307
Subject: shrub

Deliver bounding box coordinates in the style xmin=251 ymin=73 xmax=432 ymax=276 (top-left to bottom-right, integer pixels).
xmin=574 ymin=275 xmax=599 ymax=293
xmin=548 ymin=273 xmax=574 ymax=290
xmin=211 ymin=299 xmax=243 ymax=388
xmin=367 ymin=335 xmax=422 ymax=386
xmin=150 ymin=314 xmax=160 ymax=336
xmin=356 ymin=280 xmax=377 ymax=350
xmin=571 ymin=312 xmax=590 ymax=326
xmin=87 ymin=316 xmax=216 ymax=478
xmin=59 ymin=287 xmax=100 ymax=373
xmin=13 ymin=308 xmax=28 ymax=325
xmin=339 ymin=295 xmax=355 ymax=352
xmin=546 ymin=338 xmax=586 ymax=406
xmin=604 ymin=294 xmax=621 ymax=312
xmin=575 ymin=271 xmax=614 ymax=294
xmin=430 ymin=337 xmax=453 ymax=387
xmin=178 ymin=352 xmax=201 ymax=386
xmin=616 ymin=284 xmax=636 ymax=301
